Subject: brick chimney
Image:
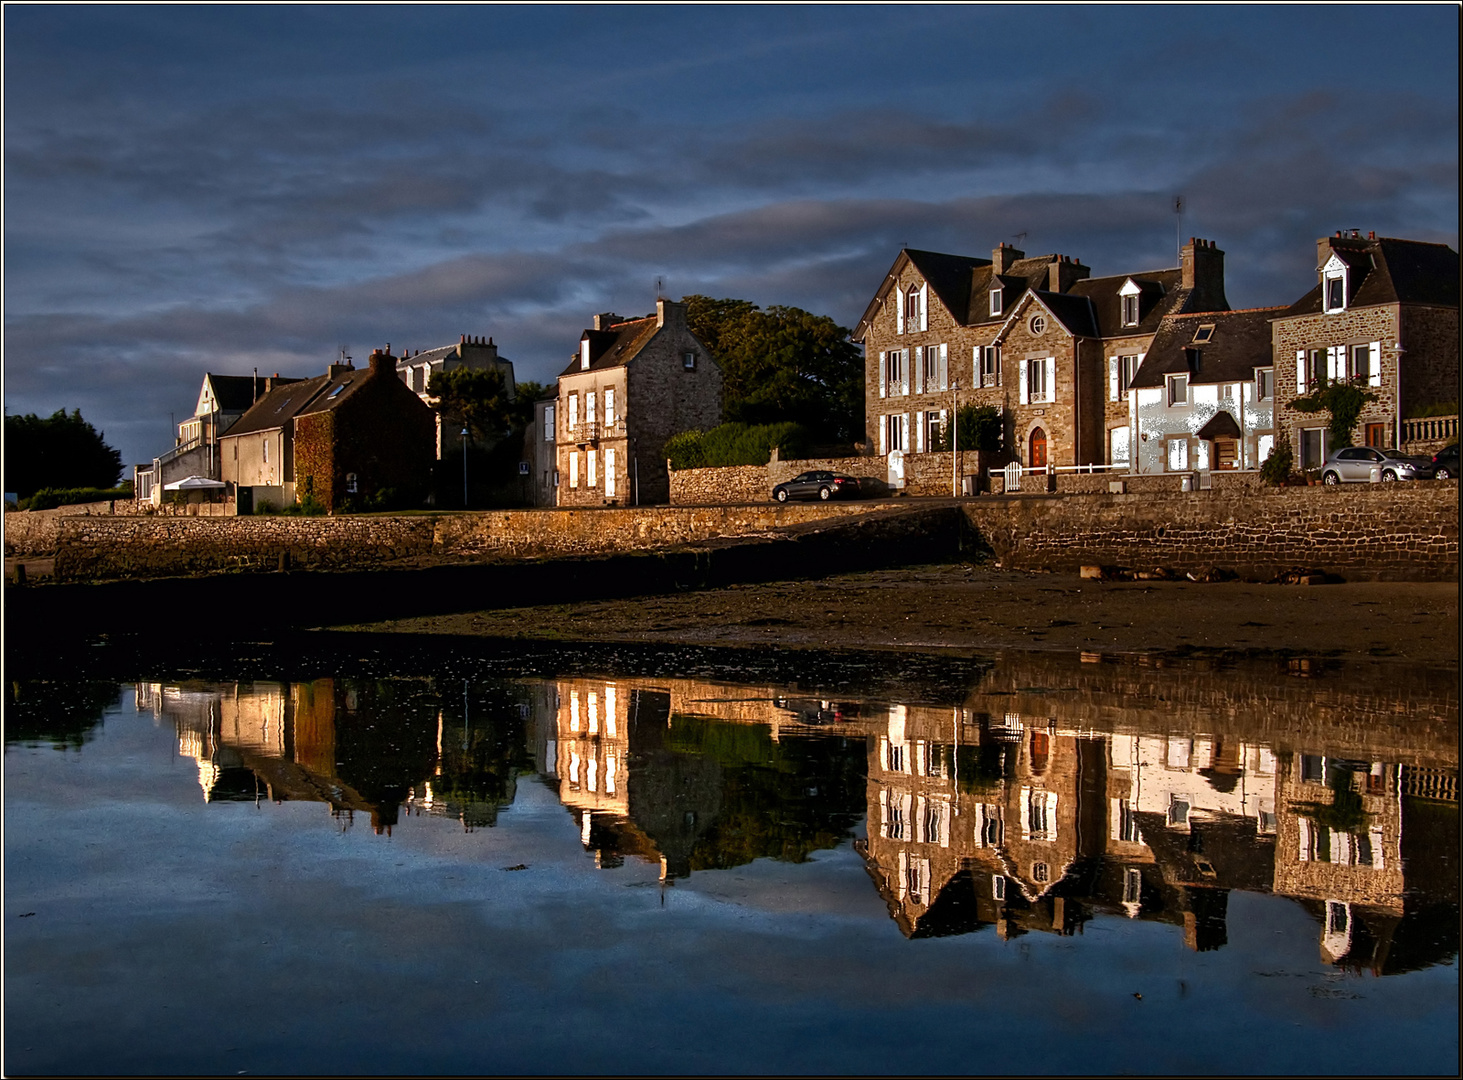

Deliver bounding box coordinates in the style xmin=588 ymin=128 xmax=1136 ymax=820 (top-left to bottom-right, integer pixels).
xmin=992 ymin=242 xmax=1024 ymax=274
xmin=1181 ymin=238 xmax=1229 ymax=312
xmin=593 ymin=312 xmax=625 ymax=331
xmin=656 ymin=298 xmax=686 ymax=330
xmin=368 ymin=347 xmax=395 ymax=374
xmin=1046 ymin=254 xmax=1090 ymax=293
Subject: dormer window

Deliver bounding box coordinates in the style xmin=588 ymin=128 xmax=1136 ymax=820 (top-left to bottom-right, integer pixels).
xmin=989 ymin=288 xmax=1002 ymax=317
xmin=1119 ymin=278 xmax=1142 ymax=327
xmin=1322 ymin=253 xmax=1349 ymax=313
xmin=904 ymin=286 xmax=921 ymax=324
xmin=580 ymin=339 xmax=591 ymax=370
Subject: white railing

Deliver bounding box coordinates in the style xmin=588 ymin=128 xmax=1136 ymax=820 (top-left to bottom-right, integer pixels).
xmin=989 ymin=461 xmax=1126 ymax=492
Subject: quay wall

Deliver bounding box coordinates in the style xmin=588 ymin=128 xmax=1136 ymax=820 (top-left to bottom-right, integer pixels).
xmin=13 ymin=480 xmax=1457 ymax=585
xmin=961 ymin=480 xmax=1458 ymax=581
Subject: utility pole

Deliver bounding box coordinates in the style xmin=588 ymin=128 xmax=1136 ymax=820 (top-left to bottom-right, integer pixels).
xmin=462 ymin=426 xmax=470 ymax=508
xmin=951 ymin=378 xmax=960 ymax=497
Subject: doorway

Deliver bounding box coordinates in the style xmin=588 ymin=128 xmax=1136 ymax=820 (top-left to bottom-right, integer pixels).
xmin=1029 ymin=427 xmax=1047 ymax=469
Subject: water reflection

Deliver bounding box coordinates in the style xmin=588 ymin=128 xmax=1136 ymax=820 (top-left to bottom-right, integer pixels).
xmin=85 ymin=652 xmax=1458 ymax=975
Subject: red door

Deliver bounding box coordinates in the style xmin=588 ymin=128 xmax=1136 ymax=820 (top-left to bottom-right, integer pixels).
xmin=1029 ymin=427 xmax=1047 ymax=468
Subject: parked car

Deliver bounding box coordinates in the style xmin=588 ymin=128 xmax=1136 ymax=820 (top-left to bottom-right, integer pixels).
xmin=772 ymin=471 xmax=861 ymax=502
xmin=1319 ymin=446 xmax=1424 ymax=484
xmin=1415 ymin=443 xmax=1459 ymax=480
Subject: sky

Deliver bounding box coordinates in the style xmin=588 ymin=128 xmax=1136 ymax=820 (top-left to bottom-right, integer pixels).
xmin=3 ymin=5 xmax=1458 ymax=470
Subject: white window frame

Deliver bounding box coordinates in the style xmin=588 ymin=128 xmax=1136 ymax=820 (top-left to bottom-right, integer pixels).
xmin=1167 ymin=437 xmax=1188 ymax=472
xmin=585 ymin=390 xmax=596 ymax=426
xmin=978 ymin=345 xmax=1001 ymax=389
xmin=587 ymin=448 xmax=597 ymax=488
xmin=1167 ymin=372 xmax=1189 ymax=406
xmin=1119 ymin=278 xmax=1142 ymax=328
xmin=544 ymin=404 xmax=556 ymax=439
xmin=1021 ymin=356 xmax=1054 ymax=405
xmin=604 ymin=448 xmax=616 ymax=498
xmin=580 ymin=339 xmax=591 ymax=370
xmin=1322 ymin=253 xmax=1349 ymax=314
xmin=604 ymin=388 xmax=616 ymax=425
xmin=569 ymin=451 xmax=579 ymax=488
xmin=989 ymin=287 xmax=1002 ymax=317
xmin=1256 ymin=368 xmax=1274 ymax=401
xmin=568 ymin=393 xmax=579 ymax=430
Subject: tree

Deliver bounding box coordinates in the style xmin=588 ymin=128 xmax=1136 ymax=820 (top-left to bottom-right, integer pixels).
xmin=427 ymin=368 xmax=514 ymax=443
xmin=683 ymin=295 xmax=864 ymax=444
xmin=4 ymin=409 xmax=123 ymax=499
xmin=927 ymin=404 xmax=1004 ymax=453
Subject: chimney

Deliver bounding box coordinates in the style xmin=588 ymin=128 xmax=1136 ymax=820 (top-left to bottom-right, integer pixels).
xmin=593 ymin=312 xmax=624 ymax=331
xmin=1046 ymin=254 xmax=1089 ymax=293
xmin=369 ymin=347 xmax=394 ymax=374
xmin=460 ymin=334 xmax=466 ymax=344
xmin=328 ymin=362 xmax=351 ymax=378
xmin=992 ymin=242 xmax=1024 ymax=274
xmin=656 ymin=297 xmax=686 ymax=329
xmin=1181 ymin=238 xmax=1228 ymax=312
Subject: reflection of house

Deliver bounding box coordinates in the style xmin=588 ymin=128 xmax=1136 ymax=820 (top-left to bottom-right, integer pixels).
xmin=1127 ymin=307 xmax=1286 ymax=474
xmin=853 ymin=239 xmax=1230 ymax=472
xmin=395 ymin=335 xmax=517 ymax=459
xmin=1271 ymin=232 xmax=1459 ymax=469
xmin=219 ymin=349 xmax=435 ymax=513
xmin=556 ymin=300 xmax=721 ymax=507
xmin=135 ymin=373 xmax=297 ymax=504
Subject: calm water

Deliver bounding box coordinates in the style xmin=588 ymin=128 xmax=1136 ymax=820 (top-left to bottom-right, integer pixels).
xmin=5 ymin=650 xmax=1458 ymax=1075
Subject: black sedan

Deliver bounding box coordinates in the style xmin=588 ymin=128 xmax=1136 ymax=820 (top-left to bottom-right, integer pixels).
xmin=1416 ymin=443 xmax=1459 ymax=480
xmin=772 ymin=471 xmax=861 ymax=502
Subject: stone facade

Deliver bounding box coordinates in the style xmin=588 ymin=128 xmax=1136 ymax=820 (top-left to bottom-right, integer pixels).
xmin=557 ymin=300 xmax=721 ymax=508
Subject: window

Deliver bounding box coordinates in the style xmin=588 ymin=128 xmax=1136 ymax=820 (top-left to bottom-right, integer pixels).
xmin=568 ymin=393 xmax=579 ymax=430
xmin=1167 ymin=373 xmax=1188 ymax=406
xmin=1167 ymin=437 xmax=1188 ymax=471
xmin=1300 ymin=428 xmax=1326 ymax=469
xmin=544 ymin=404 xmax=556 ymax=438
xmin=587 ymin=449 xmax=597 ymax=488
xmin=682 ymin=351 xmax=696 ymax=371
xmin=552 ymin=469 xmax=560 ymax=487
xmin=1325 ymin=273 xmax=1346 ymax=313
xmin=262 ymin=439 xmax=269 ymax=465
xmin=580 ymin=340 xmax=591 ymax=370
xmin=989 ymin=288 xmax=1002 ymax=316
xmin=604 ymin=448 xmax=616 ymax=498
xmin=1256 ymin=368 xmax=1274 ymax=401
xmin=921 ymin=345 xmax=941 ymax=391
xmin=1365 ymin=423 xmax=1387 ymax=448
xmin=1301 ymin=754 xmax=1326 ymax=783
xmin=905 ymin=286 xmax=921 ymax=325
xmin=1121 ymin=293 xmax=1140 ymax=327
xmin=922 ymin=411 xmax=942 ymax=450
xmin=1027 ymin=357 xmax=1050 ymax=402
xmin=1029 ymin=313 xmax=1047 ymax=336
xmin=1115 ymin=354 xmax=1141 ymax=396
xmin=1192 ymin=324 xmax=1215 ymax=344
xmin=585 ymin=391 xmax=596 ymax=426
xmin=604 ymin=388 xmax=616 ymax=425
xmin=980 ymin=808 xmax=1003 ymax=847
xmin=1109 ymin=425 xmax=1130 ymax=466
xmin=568 ymin=452 xmax=579 ymax=488
xmin=1297 ymin=349 xmax=1326 ymax=394
xmin=884 ymin=349 xmax=905 ymax=397
xmin=885 ymin=413 xmax=905 ymax=452
xmin=979 ymin=345 xmax=1001 ymax=388
xmin=1348 ymin=344 xmax=1371 ymax=382
xmin=345 ymin=472 xmax=358 ymax=494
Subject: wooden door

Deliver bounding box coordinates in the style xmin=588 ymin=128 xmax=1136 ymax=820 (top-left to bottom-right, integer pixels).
xmin=1029 ymin=427 xmax=1047 ymax=469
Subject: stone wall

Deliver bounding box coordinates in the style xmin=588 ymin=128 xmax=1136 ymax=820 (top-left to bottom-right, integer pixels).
xmin=669 ymin=465 xmax=768 ymax=505
xmin=4 ymin=499 xmax=157 ymax=556
xmin=49 ymin=502 xmax=886 ymax=581
xmin=962 ymin=480 xmax=1458 ymax=581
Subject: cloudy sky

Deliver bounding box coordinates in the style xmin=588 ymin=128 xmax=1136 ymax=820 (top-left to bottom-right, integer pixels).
xmin=4 ymin=5 xmax=1457 ymax=468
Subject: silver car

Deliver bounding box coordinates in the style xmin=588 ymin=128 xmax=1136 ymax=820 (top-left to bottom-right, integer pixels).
xmin=1320 ymin=446 xmax=1422 ymax=484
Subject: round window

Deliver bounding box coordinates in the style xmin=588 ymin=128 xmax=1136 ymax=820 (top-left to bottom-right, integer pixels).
xmin=1029 ymin=314 xmax=1047 ymax=336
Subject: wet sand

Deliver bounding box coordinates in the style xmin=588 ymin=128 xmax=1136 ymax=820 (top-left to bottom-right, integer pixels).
xmin=341 ymin=563 xmax=1459 ymax=665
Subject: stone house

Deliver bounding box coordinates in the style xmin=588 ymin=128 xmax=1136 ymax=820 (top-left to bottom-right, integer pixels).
xmin=1126 ymin=306 xmax=1287 ymax=475
xmin=135 ymin=372 xmax=300 ymax=504
xmin=1269 ymin=232 xmax=1459 ymax=469
xmin=853 ymin=239 xmax=1230 ymax=478
xmin=555 ymin=299 xmax=721 ymax=507
xmin=395 ymin=335 xmax=517 ymax=459
xmin=522 ymin=395 xmax=559 ymax=507
xmin=220 ymin=349 xmax=435 ymax=513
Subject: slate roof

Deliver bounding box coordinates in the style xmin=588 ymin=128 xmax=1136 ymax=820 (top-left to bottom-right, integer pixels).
xmin=966 ymin=255 xmax=1077 ymax=327
xmin=1128 ymin=307 xmax=1287 ymax=389
xmin=223 ymin=366 xmax=371 ymax=437
xmin=1020 ymin=290 xmax=1100 ymax=339
xmin=205 ymin=374 xmax=279 ymax=413
xmin=1283 ymin=236 xmax=1460 ymax=316
xmin=904 ymin=248 xmax=991 ymax=325
xmin=1068 ymin=268 xmax=1193 ymax=337
xmin=558 ymin=316 xmax=660 ymax=377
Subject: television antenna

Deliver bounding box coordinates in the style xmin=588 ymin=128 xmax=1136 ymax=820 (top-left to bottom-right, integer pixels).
xmin=1174 ymin=195 xmax=1185 ymax=263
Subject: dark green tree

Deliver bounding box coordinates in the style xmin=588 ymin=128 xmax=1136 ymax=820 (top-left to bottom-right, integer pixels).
xmin=927 ymin=404 xmax=1005 ymax=453
xmin=427 ymin=368 xmax=517 ymax=443
xmin=4 ymin=409 xmax=123 ymax=499
xmin=684 ymin=295 xmax=864 ymax=444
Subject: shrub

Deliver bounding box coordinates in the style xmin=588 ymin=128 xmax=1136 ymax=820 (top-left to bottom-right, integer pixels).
xmin=927 ymin=405 xmax=1004 ymax=453
xmin=1259 ymin=441 xmax=1294 ymax=486
xmin=21 ymin=484 xmax=135 ymax=511
xmin=280 ymin=494 xmax=328 ymax=516
xmin=666 ymin=422 xmax=814 ymax=470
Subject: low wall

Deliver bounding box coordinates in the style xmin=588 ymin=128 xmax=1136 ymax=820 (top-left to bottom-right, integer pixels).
xmin=4 ymin=499 xmax=154 ymax=556
xmin=668 ymin=465 xmax=768 ymax=505
xmin=963 ymin=480 xmax=1458 ymax=581
xmin=671 ymin=450 xmax=995 ymax=504
xmin=48 ymin=502 xmax=886 ymax=582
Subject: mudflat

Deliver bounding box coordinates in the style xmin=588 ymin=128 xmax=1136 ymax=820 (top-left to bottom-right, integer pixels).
xmin=342 ymin=563 xmax=1459 ymax=664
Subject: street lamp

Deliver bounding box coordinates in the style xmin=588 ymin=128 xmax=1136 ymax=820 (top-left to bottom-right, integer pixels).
xmin=462 ymin=425 xmax=470 ymax=508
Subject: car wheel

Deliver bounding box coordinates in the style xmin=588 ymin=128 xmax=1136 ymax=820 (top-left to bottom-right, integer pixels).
xmin=818 ymin=486 xmax=832 ymax=501
xmin=1436 ymin=467 xmax=1452 ymax=480
xmin=1322 ymin=471 xmax=1341 ymax=486
xmin=775 ymin=488 xmax=788 ymax=502
xmin=1382 ymin=469 xmax=1397 ymax=482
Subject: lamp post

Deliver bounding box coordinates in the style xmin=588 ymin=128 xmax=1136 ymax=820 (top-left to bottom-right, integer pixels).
xmin=462 ymin=425 xmax=470 ymax=509
xmin=951 ymin=378 xmax=960 ymax=497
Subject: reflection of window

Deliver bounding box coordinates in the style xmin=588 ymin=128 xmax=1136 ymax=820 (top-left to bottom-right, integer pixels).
xmin=1257 ymin=809 xmax=1277 ymax=834
xmin=1301 ymin=755 xmax=1325 ymax=783
xmin=993 ymin=875 xmax=1006 ymax=900
xmin=1168 ymin=796 xmax=1191 ymax=827
xmin=1123 ymin=867 xmax=1142 ymax=904
xmin=980 ymin=806 xmax=1003 ymax=847
xmin=1116 ymin=799 xmax=1139 ymax=843
xmin=1032 ymin=862 xmax=1049 ymax=883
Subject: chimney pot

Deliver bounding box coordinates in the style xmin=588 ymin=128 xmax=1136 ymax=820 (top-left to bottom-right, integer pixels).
xmin=460 ymin=334 xmax=466 ymax=344
xmin=1368 ymin=231 xmax=1376 ymax=240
